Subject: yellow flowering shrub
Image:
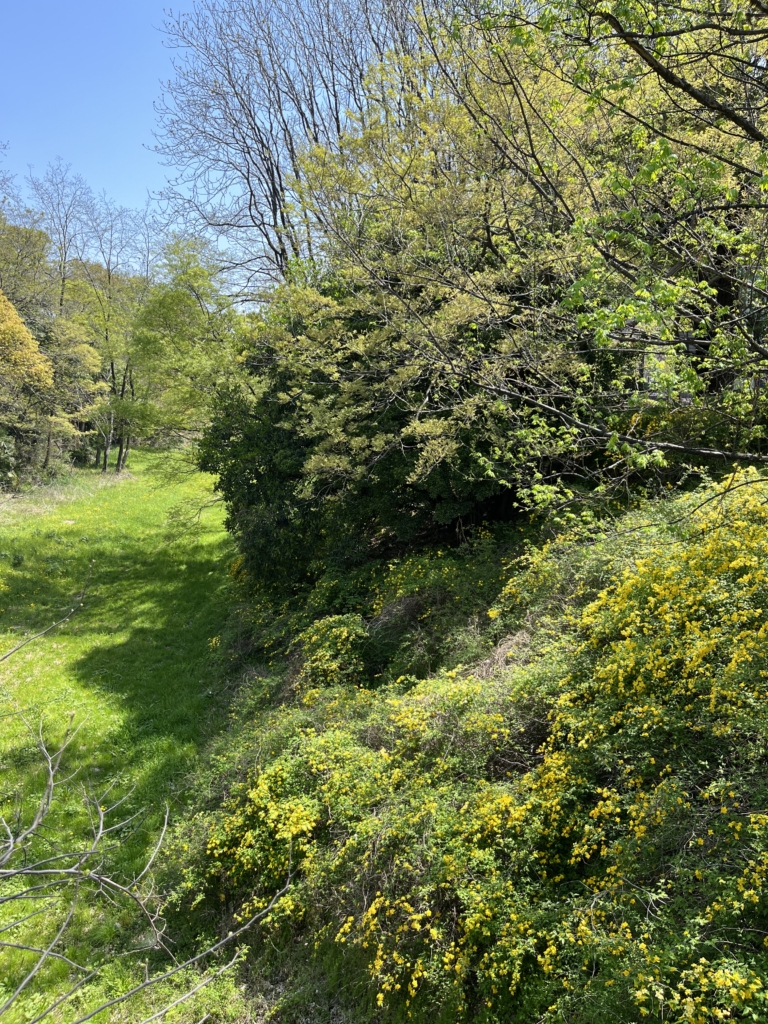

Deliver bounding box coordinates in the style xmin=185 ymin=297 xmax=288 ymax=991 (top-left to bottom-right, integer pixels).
xmin=292 ymin=613 xmax=368 ymax=688
xmin=195 ymin=472 xmax=768 ymax=1022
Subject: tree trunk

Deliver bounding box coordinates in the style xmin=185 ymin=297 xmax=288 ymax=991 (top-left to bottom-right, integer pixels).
xmin=102 ymin=413 xmax=114 ymax=473
xmin=42 ymin=426 xmax=53 ymax=470
xmin=117 ymin=435 xmax=130 ymax=473
xmin=94 ymin=443 xmax=102 ymax=469
xmin=115 ymin=434 xmax=125 ymax=473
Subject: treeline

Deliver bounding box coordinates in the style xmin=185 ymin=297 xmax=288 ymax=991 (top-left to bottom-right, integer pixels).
xmin=9 ymin=0 xmax=768 ymax=515
xmin=0 ymin=161 xmax=238 ymax=484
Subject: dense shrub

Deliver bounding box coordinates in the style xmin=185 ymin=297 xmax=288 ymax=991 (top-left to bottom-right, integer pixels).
xmin=223 ymin=522 xmax=523 ymax=678
xmin=172 ymin=473 xmax=768 ymax=1022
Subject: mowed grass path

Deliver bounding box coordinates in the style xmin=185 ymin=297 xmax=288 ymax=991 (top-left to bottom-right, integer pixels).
xmin=0 ymin=453 xmax=235 ymax=848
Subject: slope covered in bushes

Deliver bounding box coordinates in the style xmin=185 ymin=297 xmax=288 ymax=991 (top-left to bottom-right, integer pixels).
xmin=167 ymin=472 xmax=768 ymax=1023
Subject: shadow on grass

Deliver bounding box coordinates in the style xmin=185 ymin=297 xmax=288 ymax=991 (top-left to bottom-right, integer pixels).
xmin=75 ymin=539 xmax=235 ymax=779
xmin=1 ymin=500 xmax=237 ymax=855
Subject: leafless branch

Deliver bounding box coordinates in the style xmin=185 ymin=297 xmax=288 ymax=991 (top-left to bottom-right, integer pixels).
xmin=0 ymin=726 xmax=291 ymax=1024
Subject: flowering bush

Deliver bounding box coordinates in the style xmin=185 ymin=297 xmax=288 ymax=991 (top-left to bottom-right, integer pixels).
xmin=196 ymin=472 xmax=768 ymax=1022
xmin=293 ymin=613 xmax=369 ymax=688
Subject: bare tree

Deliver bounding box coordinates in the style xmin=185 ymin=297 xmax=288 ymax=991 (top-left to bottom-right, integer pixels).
xmin=155 ymin=0 xmax=414 ymax=285
xmin=0 ymin=720 xmax=167 ymax=1017
xmin=0 ymin=144 xmax=19 ymax=209
xmin=26 ymin=161 xmax=92 ymax=313
xmin=131 ymin=200 xmax=165 ymax=287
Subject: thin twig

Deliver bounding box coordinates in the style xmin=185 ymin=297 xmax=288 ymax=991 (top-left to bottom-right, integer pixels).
xmin=0 ymin=941 xmax=87 ymax=971
xmin=65 ymin=876 xmax=292 ymax=1024
xmin=0 ymin=610 xmax=79 ymax=664
xmin=136 ymin=953 xmax=240 ymax=1024
xmin=0 ymin=905 xmax=75 ymax=1016
xmin=0 ymin=561 xmax=93 ymax=664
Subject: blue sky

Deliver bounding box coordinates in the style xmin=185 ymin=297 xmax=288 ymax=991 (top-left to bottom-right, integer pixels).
xmin=0 ymin=0 xmax=176 ymax=208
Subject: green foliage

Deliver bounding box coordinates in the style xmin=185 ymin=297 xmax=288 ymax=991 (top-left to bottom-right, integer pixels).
xmin=0 ymin=213 xmax=109 ymax=477
xmin=220 ymin=517 xmax=522 ymax=682
xmin=198 ymin=0 xmax=768 ymax=605
xmin=129 ymin=240 xmax=242 ymax=439
xmin=0 ymin=188 xmax=237 ymax=480
xmin=9 ymin=2 xmax=768 ymax=1020
xmin=0 ymin=212 xmax=52 ymax=323
xmin=172 ymin=474 xmax=768 ymax=1023
xmin=0 ymin=288 xmax=54 ymax=480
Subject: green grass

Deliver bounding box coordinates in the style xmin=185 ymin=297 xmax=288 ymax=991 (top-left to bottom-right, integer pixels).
xmin=0 ymin=452 xmax=233 ymax=805
xmin=0 ymin=452 xmax=244 ymax=1022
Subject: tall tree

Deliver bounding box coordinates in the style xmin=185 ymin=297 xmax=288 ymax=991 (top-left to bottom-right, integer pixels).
xmin=0 ymin=289 xmax=54 ymax=481
xmin=0 ymin=212 xmax=55 ymax=326
xmin=27 ymin=160 xmax=91 ymax=313
xmin=197 ymin=0 xmax=768 ymax=595
xmin=155 ymin=0 xmax=414 ymax=283
xmin=130 ymin=240 xmax=241 ymax=445
xmin=72 ymin=195 xmax=151 ymax=471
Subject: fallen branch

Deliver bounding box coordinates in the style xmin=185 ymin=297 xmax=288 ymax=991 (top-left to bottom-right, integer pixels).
xmin=0 ymin=724 xmax=292 ymax=1024
xmin=0 ymin=562 xmax=94 ymax=664
xmin=65 ymin=875 xmax=292 ymax=1024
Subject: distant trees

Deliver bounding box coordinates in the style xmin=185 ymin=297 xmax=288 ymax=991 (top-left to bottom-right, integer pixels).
xmin=69 ymin=194 xmax=154 ymax=472
xmin=27 ymin=161 xmax=92 ymax=314
xmin=0 ymin=214 xmax=51 ymax=325
xmin=0 ymin=156 xmax=236 ymax=484
xmin=5 ymin=0 xmax=768 ymax=515
xmin=130 ymin=240 xmax=241 ymax=444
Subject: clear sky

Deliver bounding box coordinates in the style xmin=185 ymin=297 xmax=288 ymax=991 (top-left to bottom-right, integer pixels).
xmin=0 ymin=0 xmax=175 ymax=209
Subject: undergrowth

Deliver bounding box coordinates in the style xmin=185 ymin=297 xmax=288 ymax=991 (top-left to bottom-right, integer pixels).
xmin=6 ymin=462 xmax=768 ymax=1023
xmin=166 ymin=470 xmax=768 ymax=1024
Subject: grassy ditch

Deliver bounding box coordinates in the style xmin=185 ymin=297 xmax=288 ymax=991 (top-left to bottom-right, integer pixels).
xmin=0 ymin=453 xmax=247 ymax=1022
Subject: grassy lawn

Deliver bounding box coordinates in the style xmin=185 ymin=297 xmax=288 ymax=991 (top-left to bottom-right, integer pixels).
xmin=0 ymin=452 xmax=239 ymax=1021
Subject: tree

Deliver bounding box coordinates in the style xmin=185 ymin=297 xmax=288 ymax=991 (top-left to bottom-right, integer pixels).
xmin=0 ymin=706 xmax=290 ymax=1024
xmin=26 ymin=160 xmax=91 ymax=313
xmin=130 ymin=240 xmax=242 ymax=447
xmin=155 ymin=0 xmax=415 ymax=284
xmin=289 ymin=4 xmax=768 ymax=499
xmin=0 ymin=212 xmax=55 ymax=326
xmin=0 ymin=143 xmax=18 ymax=208
xmin=69 ymin=195 xmax=152 ymax=471
xmin=0 ymin=289 xmax=54 ymax=483
xmin=0 ymin=200 xmax=105 ymax=477
xmin=0 ymin=168 xmax=170 ymax=477
xmin=195 ymin=0 xmax=768 ymax=613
